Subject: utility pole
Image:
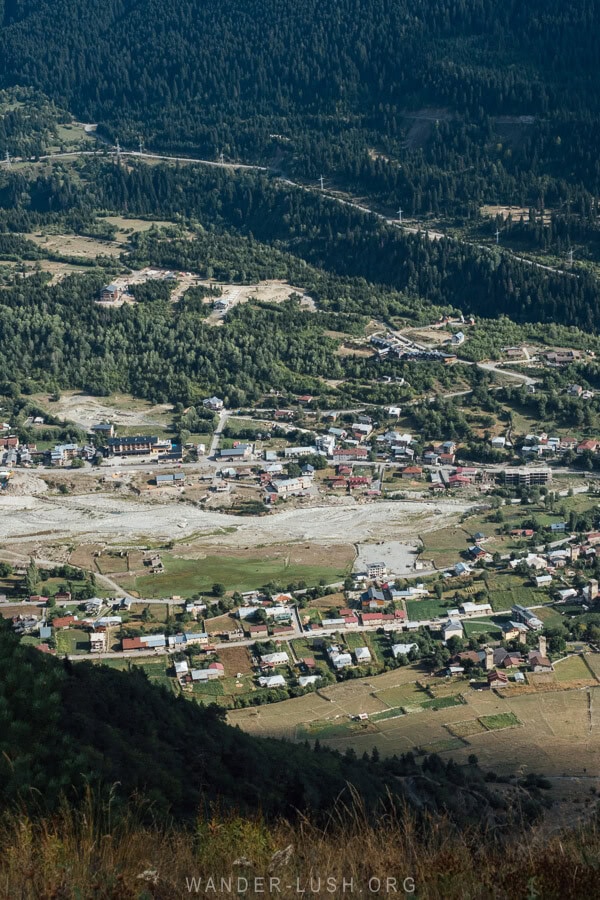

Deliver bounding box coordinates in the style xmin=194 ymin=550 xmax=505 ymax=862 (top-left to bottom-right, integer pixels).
xmin=115 ymin=138 xmax=121 ymax=159
xmin=138 ymin=137 xmax=144 ymax=155
xmin=495 ymin=228 xmax=500 ymax=245
xmin=568 ymin=248 xmax=574 ymax=267
xmin=3 ymin=150 xmax=11 ymax=168
xmin=319 ymin=174 xmax=324 ymax=190
xmin=219 ymin=151 xmax=224 ymax=165
xmin=397 ymin=207 xmax=402 ymax=223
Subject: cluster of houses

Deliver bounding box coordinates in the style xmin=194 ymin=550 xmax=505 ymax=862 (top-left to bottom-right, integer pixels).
xmin=122 ymin=630 xmax=210 ymax=653
xmin=252 ymin=650 xmax=322 ymax=690
xmin=520 ymin=433 xmax=600 ymax=460
xmin=447 ymin=635 xmax=552 ymax=685
xmin=174 ymin=659 xmax=225 ymax=684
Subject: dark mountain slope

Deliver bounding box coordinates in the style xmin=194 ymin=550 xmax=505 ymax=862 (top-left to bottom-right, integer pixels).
xmin=0 ymin=623 xmax=547 ymax=827
xmin=0 ymin=0 xmax=598 ymax=152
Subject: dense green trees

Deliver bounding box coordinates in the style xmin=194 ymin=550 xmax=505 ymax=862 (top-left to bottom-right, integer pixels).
xmin=1 ymin=0 xmax=600 ymax=220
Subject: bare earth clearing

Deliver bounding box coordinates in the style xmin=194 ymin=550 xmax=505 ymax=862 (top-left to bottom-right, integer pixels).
xmin=30 ymin=391 xmax=173 ymax=430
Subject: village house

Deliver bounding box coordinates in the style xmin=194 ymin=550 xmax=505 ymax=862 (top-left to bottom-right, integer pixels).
xmin=392 ymin=642 xmax=418 ymax=658
xmin=174 ymin=660 xmax=189 ymax=680
xmin=258 ymin=674 xmax=286 ymax=688
xmin=528 ymin=650 xmax=553 ymax=673
xmin=220 ymin=444 xmax=253 ymax=461
xmin=332 ymin=447 xmax=369 ymax=464
xmin=298 ymin=675 xmax=321 ymax=687
xmin=354 ymin=646 xmax=371 ymax=664
xmin=192 ymin=663 xmax=225 ymax=682
xmin=122 ymin=633 xmax=167 ymax=651
xmin=89 ymin=633 xmax=106 ymax=653
xmin=99 ymin=283 xmax=121 ymax=302
xmin=91 ymin=423 xmax=115 ymax=438
xmin=577 ymin=439 xmax=600 ymax=455
xmin=501 ymin=621 xmax=528 ymax=642
xmin=327 ymin=645 xmax=353 ymax=669
xmin=511 ymin=604 xmax=544 ymax=631
xmin=203 ymin=396 xmax=224 ymax=411
xmin=442 ymin=619 xmax=463 ymax=642
xmin=459 ymin=601 xmax=493 ymax=617
xmin=51 ymin=615 xmax=77 ymax=630
xmin=487 ymin=670 xmax=509 ymax=688
xmin=259 ymin=651 xmax=289 ymax=667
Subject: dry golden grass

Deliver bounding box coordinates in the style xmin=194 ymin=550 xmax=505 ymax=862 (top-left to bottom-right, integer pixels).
xmin=1 ymin=792 xmax=599 ymax=899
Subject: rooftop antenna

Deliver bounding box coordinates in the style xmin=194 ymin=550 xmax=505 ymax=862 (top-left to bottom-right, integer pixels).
xmin=495 ymin=228 xmax=501 ymax=245
xmin=4 ymin=150 xmax=11 ymax=168
xmin=397 ymin=206 xmax=402 ymax=223
xmin=319 ymin=174 xmax=324 ymax=190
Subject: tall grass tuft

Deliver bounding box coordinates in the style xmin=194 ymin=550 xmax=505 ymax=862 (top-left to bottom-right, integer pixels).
xmin=0 ymin=787 xmax=598 ymax=898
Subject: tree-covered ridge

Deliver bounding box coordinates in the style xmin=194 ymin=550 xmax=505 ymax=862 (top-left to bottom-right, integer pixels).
xmin=2 ymin=156 xmax=600 ymax=408
xmin=0 ymin=0 xmax=599 ymax=217
xmin=2 ymin=158 xmax=599 ymax=330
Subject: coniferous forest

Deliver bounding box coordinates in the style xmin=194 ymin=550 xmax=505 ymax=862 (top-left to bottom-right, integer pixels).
xmin=0 ymin=0 xmax=599 ymax=216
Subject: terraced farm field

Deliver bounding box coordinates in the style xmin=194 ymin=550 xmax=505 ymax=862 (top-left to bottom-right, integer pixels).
xmin=229 ymin=666 xmax=600 ymax=779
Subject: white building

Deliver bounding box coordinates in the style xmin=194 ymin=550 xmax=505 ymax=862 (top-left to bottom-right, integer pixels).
xmin=459 ymin=602 xmax=493 ymax=617
xmin=260 ymin=651 xmax=289 ymax=666
xmin=392 ymin=643 xmax=418 ymax=658
xmin=366 ymin=562 xmax=387 ymax=579
xmin=270 ymin=476 xmax=312 ymax=496
xmin=283 ymin=446 xmax=316 ymax=458
xmin=354 ymin=646 xmax=372 ymax=663
xmin=327 ymin=645 xmax=353 ymax=669
xmin=258 ymin=674 xmax=286 ymax=688
xmin=298 ymin=675 xmax=321 ymax=687
xmin=442 ymin=619 xmax=463 ymax=642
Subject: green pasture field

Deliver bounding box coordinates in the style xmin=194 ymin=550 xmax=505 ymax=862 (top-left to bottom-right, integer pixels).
xmin=553 ymin=655 xmax=595 ymax=682
xmin=479 ymin=712 xmax=521 ymax=731
xmin=128 ymin=552 xmax=349 ymax=597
